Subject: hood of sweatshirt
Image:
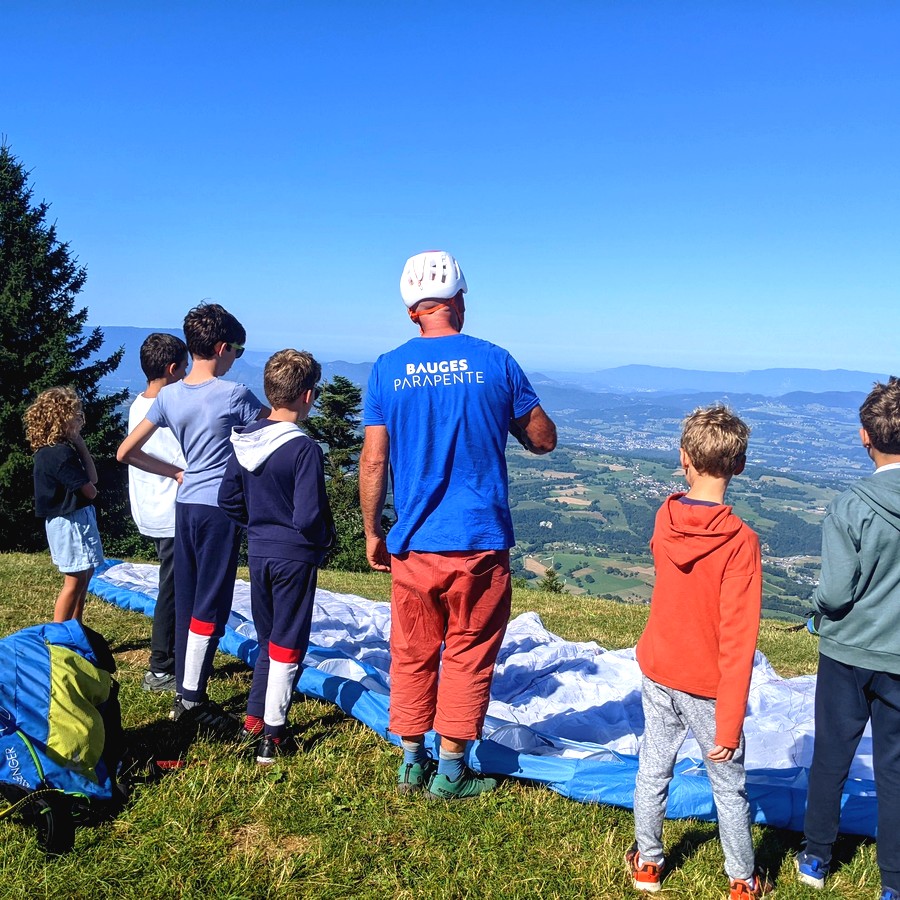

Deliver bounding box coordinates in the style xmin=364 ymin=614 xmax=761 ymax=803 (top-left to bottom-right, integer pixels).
xmin=654 ymin=493 xmax=745 ymax=569
xmin=229 ymin=420 xmax=307 ymax=472
xmin=851 ymin=470 xmax=900 ymax=534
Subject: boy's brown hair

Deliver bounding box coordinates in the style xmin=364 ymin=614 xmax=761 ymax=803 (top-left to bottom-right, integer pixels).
xmin=859 ymin=376 xmax=900 ymax=455
xmin=680 ymin=404 xmax=750 ymax=478
xmin=140 ymin=332 xmax=188 ymax=381
xmin=183 ymin=303 xmax=246 ymax=359
xmin=264 ymin=349 xmax=321 ymax=409
xmin=24 ymin=386 xmax=82 ymax=451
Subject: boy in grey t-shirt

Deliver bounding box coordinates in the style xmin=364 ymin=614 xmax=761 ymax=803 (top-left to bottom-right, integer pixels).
xmin=118 ymin=304 xmax=266 ymax=735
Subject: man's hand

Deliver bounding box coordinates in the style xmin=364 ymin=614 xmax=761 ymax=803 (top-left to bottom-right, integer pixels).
xmin=366 ymin=534 xmax=391 ymax=572
xmin=509 ymin=406 xmax=557 ymax=455
xmin=707 ymin=744 xmax=735 ymax=763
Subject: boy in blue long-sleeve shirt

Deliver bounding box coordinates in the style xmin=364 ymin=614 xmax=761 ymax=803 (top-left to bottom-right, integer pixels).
xmin=218 ymin=349 xmax=335 ymax=764
xmin=797 ymin=377 xmax=900 ymax=900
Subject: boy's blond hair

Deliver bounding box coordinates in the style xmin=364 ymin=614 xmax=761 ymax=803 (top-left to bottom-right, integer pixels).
xmin=264 ymin=349 xmax=321 ymax=409
xmin=859 ymin=376 xmax=900 ymax=455
xmin=680 ymin=404 xmax=750 ymax=478
xmin=24 ymin=386 xmax=82 ymax=451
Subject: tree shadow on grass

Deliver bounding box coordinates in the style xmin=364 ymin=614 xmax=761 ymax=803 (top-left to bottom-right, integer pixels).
xmin=109 ymin=638 xmax=151 ymax=655
xmin=677 ymin=825 xmax=874 ymax=886
xmin=123 ymin=716 xmax=201 ymax=769
xmin=292 ymin=708 xmax=355 ymax=754
xmin=213 ymin=659 xmax=254 ymax=679
xmin=121 ymin=684 xmax=351 ymax=769
xmin=664 ymin=825 xmax=720 ymax=873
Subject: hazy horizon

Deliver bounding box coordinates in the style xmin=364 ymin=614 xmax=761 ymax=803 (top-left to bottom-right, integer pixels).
xmin=88 ymin=322 xmax=893 ymax=380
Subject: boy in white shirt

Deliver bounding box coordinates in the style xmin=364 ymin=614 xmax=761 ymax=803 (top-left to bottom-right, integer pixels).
xmin=127 ymin=333 xmax=188 ymax=692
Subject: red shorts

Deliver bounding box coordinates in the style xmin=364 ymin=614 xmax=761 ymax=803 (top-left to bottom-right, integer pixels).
xmin=388 ymin=549 xmax=511 ymax=740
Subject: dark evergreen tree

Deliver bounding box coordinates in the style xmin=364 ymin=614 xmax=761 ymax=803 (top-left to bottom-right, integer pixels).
xmin=304 ymin=375 xmax=372 ymax=571
xmin=0 ymin=145 xmax=131 ymax=552
xmin=304 ymin=375 xmax=363 ymax=479
xmin=538 ymin=566 xmax=565 ymax=594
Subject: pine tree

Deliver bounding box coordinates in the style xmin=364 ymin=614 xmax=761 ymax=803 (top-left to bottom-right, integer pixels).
xmin=304 ymin=375 xmax=371 ymax=571
xmin=539 ymin=566 xmax=565 ymax=594
xmin=0 ymin=145 xmax=129 ymax=551
xmin=304 ymin=375 xmax=363 ymax=480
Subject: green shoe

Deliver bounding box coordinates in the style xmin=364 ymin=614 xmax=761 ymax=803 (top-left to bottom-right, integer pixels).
xmin=397 ymin=759 xmax=437 ymax=795
xmin=427 ymin=768 xmax=499 ymax=800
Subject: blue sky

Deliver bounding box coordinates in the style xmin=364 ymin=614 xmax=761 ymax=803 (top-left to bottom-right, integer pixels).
xmin=4 ymin=2 xmax=898 ymax=374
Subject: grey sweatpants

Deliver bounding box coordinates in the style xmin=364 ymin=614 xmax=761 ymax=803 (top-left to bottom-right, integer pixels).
xmin=634 ymin=676 xmax=755 ymax=881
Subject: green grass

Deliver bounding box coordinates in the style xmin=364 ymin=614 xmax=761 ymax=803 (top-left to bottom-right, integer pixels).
xmin=0 ymin=552 xmax=879 ymax=899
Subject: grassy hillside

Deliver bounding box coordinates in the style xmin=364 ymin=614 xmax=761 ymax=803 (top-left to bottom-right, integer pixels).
xmin=0 ymin=553 xmax=879 ymax=899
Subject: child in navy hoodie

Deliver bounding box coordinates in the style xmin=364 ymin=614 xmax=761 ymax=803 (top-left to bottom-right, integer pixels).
xmin=218 ymin=349 xmax=334 ymax=764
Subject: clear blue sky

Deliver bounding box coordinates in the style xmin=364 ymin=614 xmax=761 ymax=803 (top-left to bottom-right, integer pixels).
xmin=4 ymin=2 xmax=898 ymax=373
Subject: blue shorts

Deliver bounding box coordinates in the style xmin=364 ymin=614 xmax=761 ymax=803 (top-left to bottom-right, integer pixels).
xmin=45 ymin=506 xmax=105 ymax=574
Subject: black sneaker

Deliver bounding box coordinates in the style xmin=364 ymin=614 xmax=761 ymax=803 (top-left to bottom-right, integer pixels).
xmin=172 ymin=696 xmax=241 ymax=740
xmin=142 ymin=671 xmax=176 ymax=693
xmin=256 ymin=735 xmax=281 ymax=765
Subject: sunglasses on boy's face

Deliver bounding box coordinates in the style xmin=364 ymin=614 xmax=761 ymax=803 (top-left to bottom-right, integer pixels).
xmin=226 ymin=342 xmax=245 ymax=359
xmin=314 ymin=386 xmax=322 ymax=401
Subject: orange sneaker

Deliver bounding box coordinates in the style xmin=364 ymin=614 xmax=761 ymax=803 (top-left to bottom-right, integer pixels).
xmin=729 ymin=872 xmax=775 ymax=898
xmin=626 ymin=843 xmax=664 ymax=893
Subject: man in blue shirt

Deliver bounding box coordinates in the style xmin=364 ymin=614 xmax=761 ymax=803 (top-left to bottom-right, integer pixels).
xmin=360 ymin=250 xmax=557 ymax=799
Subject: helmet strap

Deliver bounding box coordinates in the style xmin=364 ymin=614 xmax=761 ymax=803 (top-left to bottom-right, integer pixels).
xmin=408 ymin=296 xmax=462 ymax=334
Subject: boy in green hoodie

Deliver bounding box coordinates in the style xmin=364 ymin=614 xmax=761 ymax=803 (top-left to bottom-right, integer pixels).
xmin=796 ymin=377 xmax=900 ymax=900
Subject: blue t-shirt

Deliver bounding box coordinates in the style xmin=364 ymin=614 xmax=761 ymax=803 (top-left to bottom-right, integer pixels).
xmin=146 ymin=378 xmax=263 ymax=507
xmin=363 ymin=333 xmax=539 ymax=554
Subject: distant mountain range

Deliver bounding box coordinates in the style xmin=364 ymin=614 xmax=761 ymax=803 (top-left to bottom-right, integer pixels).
xmin=95 ymin=325 xmax=889 ymax=400
xmin=537 ymin=364 xmax=890 ymax=396
xmin=92 ymin=326 xmax=879 ymax=479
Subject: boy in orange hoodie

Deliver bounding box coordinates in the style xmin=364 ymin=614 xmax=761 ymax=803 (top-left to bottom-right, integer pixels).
xmin=627 ymin=405 xmax=772 ymax=899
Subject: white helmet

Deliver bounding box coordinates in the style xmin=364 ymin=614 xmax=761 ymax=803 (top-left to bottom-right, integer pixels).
xmin=400 ymin=250 xmax=467 ymax=308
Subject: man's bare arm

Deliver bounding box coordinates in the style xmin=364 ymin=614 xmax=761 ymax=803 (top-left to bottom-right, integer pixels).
xmin=509 ymin=405 xmax=557 ymax=455
xmin=359 ymin=425 xmax=391 ymax=572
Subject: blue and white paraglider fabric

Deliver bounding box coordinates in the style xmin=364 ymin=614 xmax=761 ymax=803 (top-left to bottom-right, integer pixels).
xmin=89 ymin=561 xmax=877 ymax=837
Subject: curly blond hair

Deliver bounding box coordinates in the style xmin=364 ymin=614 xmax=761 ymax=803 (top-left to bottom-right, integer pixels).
xmin=24 ymin=386 xmax=83 ymax=451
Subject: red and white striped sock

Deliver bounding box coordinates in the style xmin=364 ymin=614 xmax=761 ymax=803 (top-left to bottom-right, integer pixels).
xmin=243 ymin=714 xmax=264 ymax=736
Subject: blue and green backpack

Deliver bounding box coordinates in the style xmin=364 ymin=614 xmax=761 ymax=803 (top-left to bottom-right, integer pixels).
xmin=0 ymin=620 xmax=124 ymax=853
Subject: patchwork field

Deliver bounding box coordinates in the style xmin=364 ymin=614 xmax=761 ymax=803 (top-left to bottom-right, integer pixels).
xmin=508 ymin=445 xmax=837 ymax=619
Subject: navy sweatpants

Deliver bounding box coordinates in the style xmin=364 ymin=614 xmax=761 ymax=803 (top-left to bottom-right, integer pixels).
xmin=246 ymin=557 xmax=318 ymax=734
xmin=173 ymin=502 xmax=242 ymax=699
xmin=804 ymin=652 xmax=900 ymax=890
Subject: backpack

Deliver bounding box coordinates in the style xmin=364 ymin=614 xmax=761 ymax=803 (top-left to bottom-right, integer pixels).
xmin=0 ymin=619 xmax=124 ymax=854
